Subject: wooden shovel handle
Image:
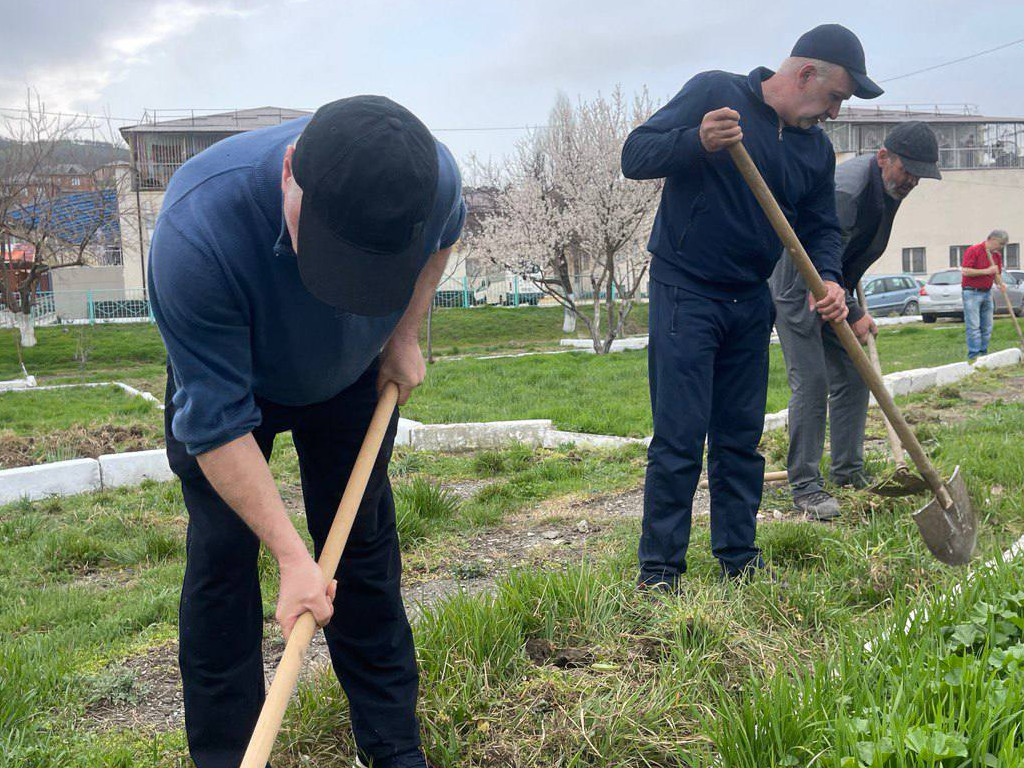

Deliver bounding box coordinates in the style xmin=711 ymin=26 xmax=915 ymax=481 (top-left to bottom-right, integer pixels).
xmin=987 ymin=247 xmax=1024 ymax=348
xmin=855 ymin=282 xmax=906 ymax=465
xmin=727 ymin=143 xmax=951 ymax=507
xmin=240 ymin=382 xmax=400 ymax=768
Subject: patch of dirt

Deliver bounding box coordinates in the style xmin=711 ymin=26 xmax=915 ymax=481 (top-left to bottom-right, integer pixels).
xmin=0 ymin=424 xmax=160 ymax=469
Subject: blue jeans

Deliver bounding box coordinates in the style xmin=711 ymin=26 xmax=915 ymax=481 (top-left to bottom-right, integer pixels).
xmin=963 ymin=288 xmax=994 ymax=359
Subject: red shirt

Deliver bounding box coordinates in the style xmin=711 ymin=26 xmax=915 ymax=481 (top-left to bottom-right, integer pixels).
xmin=961 ymin=243 xmax=1002 ymax=290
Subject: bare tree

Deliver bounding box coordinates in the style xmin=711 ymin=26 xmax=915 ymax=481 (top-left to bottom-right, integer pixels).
xmin=0 ymin=93 xmax=127 ymax=347
xmin=468 ymin=86 xmax=662 ymax=353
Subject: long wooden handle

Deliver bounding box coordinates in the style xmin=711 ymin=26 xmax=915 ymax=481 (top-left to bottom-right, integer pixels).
xmin=699 ymin=469 xmax=787 ymax=489
xmin=240 ymin=382 xmax=400 ymax=768
xmin=985 ymin=247 xmax=1024 ymax=348
xmin=727 ymin=143 xmax=952 ymax=508
xmin=855 ymin=282 xmax=906 ymax=465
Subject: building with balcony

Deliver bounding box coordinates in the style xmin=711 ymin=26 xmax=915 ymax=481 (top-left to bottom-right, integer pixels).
xmin=117 ymin=107 xmax=310 ymax=292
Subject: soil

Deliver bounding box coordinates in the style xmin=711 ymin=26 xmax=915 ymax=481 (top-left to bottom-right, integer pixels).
xmin=0 ymin=423 xmax=159 ymax=469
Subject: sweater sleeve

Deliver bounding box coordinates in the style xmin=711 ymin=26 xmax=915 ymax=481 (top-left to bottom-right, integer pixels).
xmin=620 ymin=72 xmax=713 ymax=180
xmin=835 ymin=175 xmax=864 ymax=322
xmin=148 ymin=217 xmax=261 ymax=456
xmin=795 ymin=148 xmax=843 ymax=286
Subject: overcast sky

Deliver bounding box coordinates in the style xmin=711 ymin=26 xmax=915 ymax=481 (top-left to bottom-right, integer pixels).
xmin=0 ymin=0 xmax=1021 ymax=163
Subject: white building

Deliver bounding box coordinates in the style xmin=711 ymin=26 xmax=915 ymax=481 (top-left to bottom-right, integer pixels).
xmin=118 ymin=107 xmax=311 ymax=292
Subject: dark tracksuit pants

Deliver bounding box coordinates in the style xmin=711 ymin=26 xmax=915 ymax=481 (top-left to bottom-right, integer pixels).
xmin=164 ymin=362 xmax=420 ymax=768
xmin=640 ymin=278 xmax=774 ymax=583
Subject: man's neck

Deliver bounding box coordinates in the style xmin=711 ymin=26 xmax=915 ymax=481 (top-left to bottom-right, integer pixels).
xmin=761 ymin=75 xmax=793 ymax=127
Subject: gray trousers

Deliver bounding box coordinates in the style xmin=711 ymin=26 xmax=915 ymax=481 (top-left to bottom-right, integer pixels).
xmin=769 ymin=257 xmax=870 ymax=498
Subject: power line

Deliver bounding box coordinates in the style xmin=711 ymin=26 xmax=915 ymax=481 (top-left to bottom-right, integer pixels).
xmin=879 ymin=37 xmax=1024 ymax=84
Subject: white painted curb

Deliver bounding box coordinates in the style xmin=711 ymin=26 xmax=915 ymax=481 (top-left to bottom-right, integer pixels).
xmin=0 ymin=375 xmax=37 ymax=392
xmin=98 ymin=449 xmax=174 ymax=488
xmin=0 ymin=458 xmax=102 ymax=505
xmin=409 ymin=420 xmax=552 ymax=452
xmin=559 ymin=336 xmax=649 ymax=352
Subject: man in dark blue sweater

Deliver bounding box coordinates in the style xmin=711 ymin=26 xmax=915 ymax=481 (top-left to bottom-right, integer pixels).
xmin=149 ymin=96 xmax=465 ymax=768
xmin=622 ymin=24 xmax=881 ymax=587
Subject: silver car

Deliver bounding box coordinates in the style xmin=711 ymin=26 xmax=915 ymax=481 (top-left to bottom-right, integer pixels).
xmin=919 ymin=268 xmax=1024 ymax=323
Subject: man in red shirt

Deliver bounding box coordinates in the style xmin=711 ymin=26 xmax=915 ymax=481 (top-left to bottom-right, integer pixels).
xmin=961 ymin=229 xmax=1008 ymax=361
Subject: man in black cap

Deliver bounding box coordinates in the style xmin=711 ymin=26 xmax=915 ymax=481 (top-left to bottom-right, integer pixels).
xmin=622 ymin=24 xmax=881 ymax=588
xmin=148 ymin=96 xmax=466 ymax=768
xmin=770 ymin=121 xmax=941 ymax=519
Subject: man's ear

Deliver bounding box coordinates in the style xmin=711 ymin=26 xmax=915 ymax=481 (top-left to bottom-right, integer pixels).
xmin=281 ymin=145 xmax=296 ymax=193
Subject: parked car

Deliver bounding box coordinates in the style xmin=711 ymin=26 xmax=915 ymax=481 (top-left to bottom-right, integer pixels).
xmin=919 ymin=268 xmax=1024 ymax=323
xmin=1009 ymin=270 xmax=1024 ymax=285
xmin=860 ymin=274 xmax=922 ymax=316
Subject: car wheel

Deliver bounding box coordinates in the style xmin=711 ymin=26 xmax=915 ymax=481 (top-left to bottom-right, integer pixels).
xmin=922 ymin=314 xmax=937 ymax=324
xmin=903 ymin=300 xmax=919 ymax=316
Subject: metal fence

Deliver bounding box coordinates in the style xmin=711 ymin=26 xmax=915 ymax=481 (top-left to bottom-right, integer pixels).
xmin=1 ymin=279 xmax=651 ymax=328
xmin=0 ymin=288 xmax=154 ymax=328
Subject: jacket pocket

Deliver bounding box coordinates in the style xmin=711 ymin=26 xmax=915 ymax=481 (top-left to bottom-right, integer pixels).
xmin=676 ymin=193 xmax=707 ymax=252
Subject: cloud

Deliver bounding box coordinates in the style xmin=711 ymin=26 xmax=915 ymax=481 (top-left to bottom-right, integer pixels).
xmin=0 ymin=0 xmax=258 ymax=112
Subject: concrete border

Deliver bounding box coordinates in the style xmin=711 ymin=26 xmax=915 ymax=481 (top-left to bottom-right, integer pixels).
xmin=1 ymin=352 xmax=1020 ymax=502
xmin=0 ymin=458 xmax=102 ymax=505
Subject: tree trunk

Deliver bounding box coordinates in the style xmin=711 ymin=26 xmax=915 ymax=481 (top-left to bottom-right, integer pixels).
xmin=562 ymin=302 xmax=576 ymax=334
xmin=18 ymin=310 xmax=36 ymax=347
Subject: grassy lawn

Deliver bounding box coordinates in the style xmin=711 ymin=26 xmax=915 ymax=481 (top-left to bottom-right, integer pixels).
xmin=0 ymin=385 xmax=164 ymax=468
xmin=1 ymin=369 xmax=1021 ymax=765
xmin=405 ymin=320 xmax=1024 ymax=436
xmin=2 ymin=318 xmax=1021 ymax=453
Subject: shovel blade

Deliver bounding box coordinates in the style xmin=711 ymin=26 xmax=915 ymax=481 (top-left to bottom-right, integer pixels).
xmin=911 ymin=466 xmax=977 ymax=566
xmin=869 ymin=466 xmax=929 ymax=498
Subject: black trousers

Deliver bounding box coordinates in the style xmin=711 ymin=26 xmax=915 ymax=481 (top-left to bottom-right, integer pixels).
xmin=164 ymin=362 xmax=420 ymax=767
xmin=640 ymin=279 xmax=774 ymax=583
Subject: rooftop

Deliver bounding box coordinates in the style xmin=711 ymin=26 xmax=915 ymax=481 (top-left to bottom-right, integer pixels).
xmin=120 ymin=106 xmax=311 ymax=134
xmin=834 ymin=105 xmax=1024 ymax=124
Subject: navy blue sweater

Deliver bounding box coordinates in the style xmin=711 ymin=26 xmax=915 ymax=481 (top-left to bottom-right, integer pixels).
xmin=622 ymin=67 xmax=842 ymax=299
xmin=149 ymin=118 xmax=466 ymax=455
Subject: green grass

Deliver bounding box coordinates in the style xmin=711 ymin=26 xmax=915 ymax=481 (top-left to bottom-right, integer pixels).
xmin=404 ymin=319 xmax=1024 ymax=436
xmin=1 ymin=371 xmax=1021 ymax=766
xmin=0 ymin=385 xmax=164 ymax=467
xmin=0 ymin=386 xmax=160 ymax=435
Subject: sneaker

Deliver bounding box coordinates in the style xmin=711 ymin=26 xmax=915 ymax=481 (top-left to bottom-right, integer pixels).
xmin=833 ymin=471 xmax=875 ymax=490
xmin=794 ymin=491 xmax=841 ymax=521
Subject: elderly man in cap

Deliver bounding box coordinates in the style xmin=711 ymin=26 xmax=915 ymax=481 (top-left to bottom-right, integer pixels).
xmin=622 ymin=24 xmax=882 ymax=588
xmin=770 ymin=122 xmax=942 ymax=520
xmin=149 ymin=96 xmax=465 ymax=768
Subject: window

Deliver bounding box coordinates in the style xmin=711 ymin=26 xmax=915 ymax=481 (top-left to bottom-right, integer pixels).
xmin=949 ymin=245 xmax=971 ymax=267
xmin=902 ymin=247 xmax=926 ymax=274
xmin=1005 ymin=243 xmax=1020 ymax=270
xmin=71 ymin=177 xmax=81 ymax=187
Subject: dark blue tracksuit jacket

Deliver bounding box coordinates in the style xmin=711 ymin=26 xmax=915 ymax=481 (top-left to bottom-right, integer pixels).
xmin=622 ymin=67 xmax=843 ymax=580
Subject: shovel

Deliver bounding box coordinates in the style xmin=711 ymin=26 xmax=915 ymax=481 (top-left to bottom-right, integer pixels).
xmin=854 ymin=281 xmax=928 ymax=498
xmin=728 ymin=142 xmax=976 ymax=565
xmin=239 ymin=382 xmax=400 ymax=768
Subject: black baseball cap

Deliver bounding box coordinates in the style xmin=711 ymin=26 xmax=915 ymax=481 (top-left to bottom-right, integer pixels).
xmin=291 ymin=95 xmax=439 ymax=316
xmin=791 ymin=23 xmax=883 ymax=100
xmin=884 ymin=121 xmax=942 ymax=180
